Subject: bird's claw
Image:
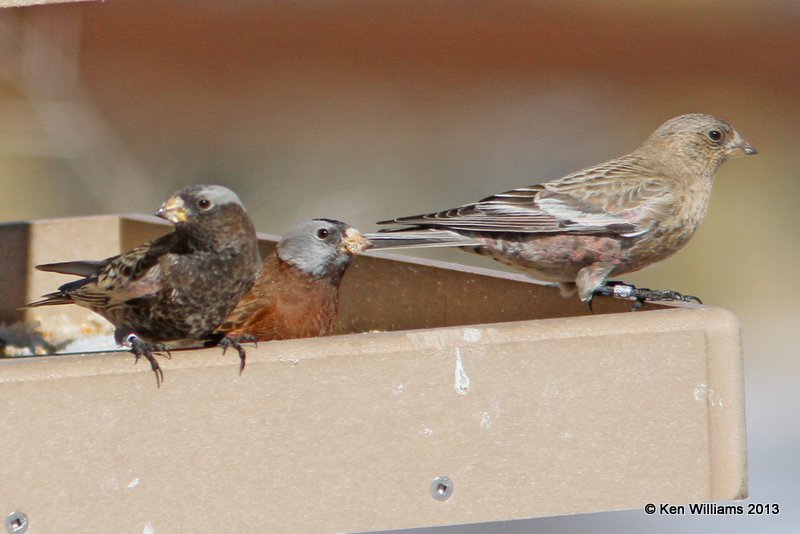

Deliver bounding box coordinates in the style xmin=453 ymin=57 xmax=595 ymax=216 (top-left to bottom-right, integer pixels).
xmin=150 ymin=343 xmax=172 ymax=359
xmin=593 ymin=281 xmax=702 ymax=312
xmin=238 ymin=334 xmax=257 ymax=348
xmin=218 ymin=335 xmax=248 ymax=375
xmin=128 ymin=336 xmax=166 ymax=388
xmin=633 ymin=288 xmax=702 ymax=304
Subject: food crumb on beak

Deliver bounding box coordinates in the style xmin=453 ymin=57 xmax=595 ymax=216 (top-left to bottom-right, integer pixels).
xmin=343 ymin=228 xmax=372 ymax=254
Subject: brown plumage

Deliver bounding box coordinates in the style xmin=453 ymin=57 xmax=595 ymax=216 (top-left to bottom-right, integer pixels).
xmin=369 ymin=114 xmax=757 ymax=302
xmin=219 ymin=219 xmax=370 ymax=341
xmin=26 ymin=184 xmax=261 ymax=385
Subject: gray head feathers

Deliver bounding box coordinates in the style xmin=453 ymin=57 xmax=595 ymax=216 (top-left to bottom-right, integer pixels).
xmin=180 ymin=184 xmax=245 ymax=209
xmin=276 ymin=219 xmax=365 ymax=281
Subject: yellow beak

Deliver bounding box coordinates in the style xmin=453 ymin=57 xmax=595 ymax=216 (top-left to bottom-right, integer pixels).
xmin=155 ymin=196 xmax=188 ymax=223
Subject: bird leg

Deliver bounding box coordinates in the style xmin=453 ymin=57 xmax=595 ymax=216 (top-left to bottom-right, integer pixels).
xmin=586 ymin=280 xmax=629 ymax=313
xmin=217 ymin=334 xmax=252 ymax=375
xmin=125 ymin=334 xmax=167 ymax=387
xmin=577 ymin=264 xmax=617 ymax=313
xmin=588 ymin=281 xmax=634 ymax=312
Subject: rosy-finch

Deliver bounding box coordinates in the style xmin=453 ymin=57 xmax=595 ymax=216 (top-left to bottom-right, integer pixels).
xmin=369 ymin=114 xmax=756 ymax=302
xmin=218 ymin=219 xmax=370 ymax=341
xmin=26 ymin=185 xmax=261 ymax=385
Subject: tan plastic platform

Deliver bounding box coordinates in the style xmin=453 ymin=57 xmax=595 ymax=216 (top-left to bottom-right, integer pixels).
xmin=0 ymin=0 xmax=91 ymax=7
xmin=0 ymin=215 xmax=747 ymax=533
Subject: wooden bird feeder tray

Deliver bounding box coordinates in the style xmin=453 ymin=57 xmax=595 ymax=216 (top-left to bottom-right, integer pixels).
xmin=0 ymin=214 xmax=747 ymax=532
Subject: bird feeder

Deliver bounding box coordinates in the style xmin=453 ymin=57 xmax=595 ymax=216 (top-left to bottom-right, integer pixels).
xmin=0 ymin=214 xmax=747 ymax=532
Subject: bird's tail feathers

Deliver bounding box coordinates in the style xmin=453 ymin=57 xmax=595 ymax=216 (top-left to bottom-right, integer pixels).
xmin=36 ymin=260 xmax=105 ymax=278
xmin=363 ymin=229 xmax=481 ymax=250
xmin=22 ymin=292 xmax=73 ymax=308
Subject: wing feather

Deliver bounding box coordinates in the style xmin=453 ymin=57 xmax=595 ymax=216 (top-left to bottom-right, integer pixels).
xmin=27 ymin=232 xmax=180 ymax=309
xmin=379 ymin=156 xmax=674 ymax=237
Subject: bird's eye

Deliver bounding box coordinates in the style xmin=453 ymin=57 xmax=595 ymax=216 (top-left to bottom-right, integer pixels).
xmin=316 ymin=228 xmax=330 ymax=239
xmin=197 ymin=198 xmax=212 ymax=210
xmin=707 ymin=130 xmax=722 ymax=142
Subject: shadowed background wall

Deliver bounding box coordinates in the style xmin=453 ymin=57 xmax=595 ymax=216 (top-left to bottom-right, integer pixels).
xmin=0 ymin=1 xmax=797 ymax=532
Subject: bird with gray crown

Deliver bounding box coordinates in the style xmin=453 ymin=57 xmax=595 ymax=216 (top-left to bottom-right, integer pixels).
xmin=26 ymin=184 xmax=261 ymax=386
xmin=219 ymin=218 xmax=371 ymax=342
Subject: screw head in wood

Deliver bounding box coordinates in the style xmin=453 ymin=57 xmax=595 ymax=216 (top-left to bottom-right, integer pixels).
xmin=430 ymin=476 xmax=453 ymax=501
xmin=5 ymin=512 xmax=27 ymax=534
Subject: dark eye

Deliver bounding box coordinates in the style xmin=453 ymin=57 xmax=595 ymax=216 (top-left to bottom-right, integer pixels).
xmin=707 ymin=130 xmax=722 ymax=142
xmin=316 ymin=228 xmax=330 ymax=239
xmin=197 ymin=198 xmax=212 ymax=210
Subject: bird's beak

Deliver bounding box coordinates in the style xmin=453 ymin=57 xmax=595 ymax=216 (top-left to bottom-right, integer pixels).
xmin=726 ymin=132 xmax=757 ymax=158
xmin=155 ymin=196 xmax=188 ymax=223
xmin=341 ymin=227 xmax=372 ymax=255
xmin=742 ymin=143 xmax=757 ymax=155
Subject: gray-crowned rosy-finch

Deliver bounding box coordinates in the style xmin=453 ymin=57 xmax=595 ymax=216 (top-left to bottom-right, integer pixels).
xmin=218 ymin=219 xmax=370 ymax=342
xmin=27 ymin=184 xmax=261 ymax=385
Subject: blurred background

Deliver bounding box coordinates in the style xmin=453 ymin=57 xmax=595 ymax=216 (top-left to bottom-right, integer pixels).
xmin=0 ymin=0 xmax=797 ymax=532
